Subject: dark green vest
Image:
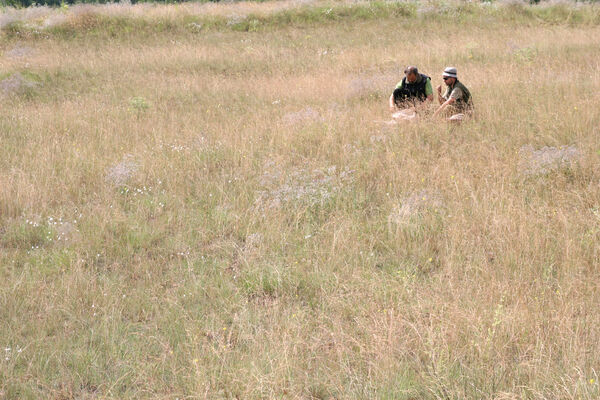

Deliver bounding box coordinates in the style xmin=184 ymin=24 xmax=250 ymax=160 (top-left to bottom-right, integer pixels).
xmin=393 ymin=74 xmax=430 ymax=106
xmin=450 ymin=80 xmax=472 ymax=111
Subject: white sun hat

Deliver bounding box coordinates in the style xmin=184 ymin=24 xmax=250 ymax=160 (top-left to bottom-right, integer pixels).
xmin=442 ymin=67 xmax=457 ymax=78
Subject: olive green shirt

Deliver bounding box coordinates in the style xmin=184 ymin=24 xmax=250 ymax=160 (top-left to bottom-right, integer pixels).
xmin=442 ymin=86 xmax=464 ymax=101
xmin=442 ymin=80 xmax=472 ymax=112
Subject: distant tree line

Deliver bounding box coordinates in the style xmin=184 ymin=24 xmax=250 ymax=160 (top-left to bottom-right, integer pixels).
xmin=0 ymin=0 xmax=594 ymax=10
xmin=1 ymin=0 xmax=218 ymax=7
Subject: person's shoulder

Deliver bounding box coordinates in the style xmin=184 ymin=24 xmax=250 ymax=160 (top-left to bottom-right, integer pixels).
xmin=450 ymin=86 xmax=464 ymax=99
xmin=395 ymin=80 xmax=404 ymax=89
xmin=457 ymin=80 xmax=469 ymax=90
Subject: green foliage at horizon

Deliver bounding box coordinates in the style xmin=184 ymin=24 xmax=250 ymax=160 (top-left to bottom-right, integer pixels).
xmin=1 ymin=0 xmax=599 ymax=40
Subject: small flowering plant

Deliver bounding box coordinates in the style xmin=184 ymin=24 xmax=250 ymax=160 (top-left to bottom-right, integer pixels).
xmin=128 ymin=96 xmax=150 ymax=118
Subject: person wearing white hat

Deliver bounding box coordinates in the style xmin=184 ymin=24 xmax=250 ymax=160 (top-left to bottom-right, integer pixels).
xmin=433 ymin=67 xmax=473 ymax=121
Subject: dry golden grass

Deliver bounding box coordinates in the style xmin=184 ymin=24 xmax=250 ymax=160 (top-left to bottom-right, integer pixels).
xmin=1 ymin=1 xmax=600 ymax=398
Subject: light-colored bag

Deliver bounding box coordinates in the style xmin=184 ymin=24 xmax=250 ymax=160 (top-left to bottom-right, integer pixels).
xmin=391 ymin=108 xmax=418 ymax=122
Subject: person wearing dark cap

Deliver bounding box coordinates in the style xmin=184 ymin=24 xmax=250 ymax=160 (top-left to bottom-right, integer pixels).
xmin=389 ymin=66 xmax=433 ymax=112
xmin=433 ymin=67 xmax=473 ymax=121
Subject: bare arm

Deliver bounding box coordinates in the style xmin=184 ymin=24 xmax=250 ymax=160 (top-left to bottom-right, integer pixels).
xmin=436 ymin=85 xmax=445 ymax=105
xmin=389 ymin=93 xmax=396 ymax=111
xmin=433 ymin=97 xmax=456 ymax=117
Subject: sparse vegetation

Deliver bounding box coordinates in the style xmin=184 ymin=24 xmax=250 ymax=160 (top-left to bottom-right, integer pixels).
xmin=1 ymin=0 xmax=600 ymax=398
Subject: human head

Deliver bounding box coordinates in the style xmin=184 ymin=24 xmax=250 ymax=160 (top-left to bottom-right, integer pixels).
xmin=442 ymin=67 xmax=457 ymax=86
xmin=404 ymin=66 xmax=419 ymax=83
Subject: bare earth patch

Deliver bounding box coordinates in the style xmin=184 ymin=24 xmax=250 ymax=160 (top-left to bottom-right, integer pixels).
xmin=105 ymin=155 xmax=139 ymax=187
xmin=4 ymin=45 xmax=35 ymax=59
xmin=0 ymin=73 xmax=39 ymax=96
xmin=255 ymin=163 xmax=354 ymax=211
xmin=518 ymin=145 xmax=581 ymax=176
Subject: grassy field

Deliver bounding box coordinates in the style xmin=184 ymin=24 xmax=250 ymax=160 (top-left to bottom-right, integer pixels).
xmin=1 ymin=0 xmax=600 ymax=398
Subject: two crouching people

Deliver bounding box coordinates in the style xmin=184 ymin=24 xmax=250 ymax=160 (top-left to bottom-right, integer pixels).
xmin=389 ymin=66 xmax=473 ymax=122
